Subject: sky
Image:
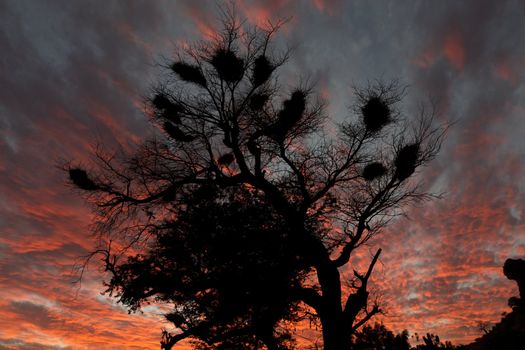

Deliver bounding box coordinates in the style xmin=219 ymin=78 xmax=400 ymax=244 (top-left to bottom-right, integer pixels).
xmin=1 ymin=0 xmax=525 ymax=349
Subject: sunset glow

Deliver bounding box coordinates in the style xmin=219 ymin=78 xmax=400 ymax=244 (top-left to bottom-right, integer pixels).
xmin=1 ymin=1 xmax=525 ymax=349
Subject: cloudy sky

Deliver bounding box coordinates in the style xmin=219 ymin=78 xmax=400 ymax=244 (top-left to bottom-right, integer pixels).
xmin=1 ymin=0 xmax=525 ymax=349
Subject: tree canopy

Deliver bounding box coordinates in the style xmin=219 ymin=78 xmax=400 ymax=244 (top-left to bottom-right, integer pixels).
xmin=69 ymin=8 xmax=446 ymax=350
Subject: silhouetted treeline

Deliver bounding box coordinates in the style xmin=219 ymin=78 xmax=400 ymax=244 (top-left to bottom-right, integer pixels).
xmin=355 ymin=258 xmax=525 ymax=350
xmin=352 ymin=323 xmax=464 ymax=350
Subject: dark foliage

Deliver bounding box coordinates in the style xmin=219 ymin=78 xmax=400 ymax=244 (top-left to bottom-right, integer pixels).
xmin=171 ymin=61 xmax=207 ymax=87
xmin=413 ymin=333 xmax=460 ymax=350
xmin=353 ymin=323 xmax=410 ymax=350
xmin=363 ymin=162 xmax=387 ymax=181
xmin=107 ymin=186 xmax=307 ymax=349
xmin=252 ymin=55 xmax=273 ymax=86
xmin=68 ymin=168 xmax=98 ymax=191
xmin=211 ymin=48 xmax=244 ymax=83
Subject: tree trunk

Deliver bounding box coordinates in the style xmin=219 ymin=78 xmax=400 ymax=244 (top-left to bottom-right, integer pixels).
xmin=315 ymin=259 xmax=353 ymax=350
xmin=320 ymin=312 xmax=352 ymax=350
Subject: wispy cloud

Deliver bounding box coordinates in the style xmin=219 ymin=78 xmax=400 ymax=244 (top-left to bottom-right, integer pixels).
xmin=1 ymin=0 xmax=524 ymax=348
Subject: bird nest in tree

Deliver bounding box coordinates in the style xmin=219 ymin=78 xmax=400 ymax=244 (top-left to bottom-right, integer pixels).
xmin=69 ymin=168 xmax=98 ymax=191
xmin=394 ymin=143 xmax=420 ymax=180
xmin=152 ymin=93 xmax=182 ymax=124
xmin=210 ymin=48 xmax=244 ymax=83
xmin=249 ymin=93 xmax=269 ymax=111
xmin=278 ymin=90 xmax=306 ymax=127
xmin=362 ymin=162 xmax=387 ymax=181
xmin=252 ymin=55 xmax=273 ymax=86
xmin=171 ymin=61 xmax=207 ymax=87
xmin=163 ymin=122 xmax=195 ymax=142
xmin=265 ymin=90 xmax=306 ymax=141
xmin=361 ymin=96 xmax=391 ymax=133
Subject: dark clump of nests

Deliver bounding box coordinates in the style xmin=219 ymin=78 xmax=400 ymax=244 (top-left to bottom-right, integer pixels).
xmin=361 ymin=96 xmax=391 ymax=133
xmin=163 ymin=122 xmax=195 ymax=142
xmin=171 ymin=61 xmax=207 ymax=87
xmin=265 ymin=90 xmax=306 ymax=141
xmin=278 ymin=90 xmax=306 ymax=129
xmin=69 ymin=168 xmax=98 ymax=191
xmin=362 ymin=162 xmax=387 ymax=181
xmin=394 ymin=143 xmax=420 ymax=181
xmin=217 ymin=153 xmax=235 ymax=166
xmin=252 ymin=55 xmax=273 ymax=86
xmin=210 ymin=49 xmax=244 ymax=83
xmin=249 ymin=93 xmax=269 ymax=111
xmin=152 ymin=93 xmax=181 ymax=124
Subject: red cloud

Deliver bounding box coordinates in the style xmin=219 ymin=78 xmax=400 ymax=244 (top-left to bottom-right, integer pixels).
xmin=443 ymin=31 xmax=465 ymax=70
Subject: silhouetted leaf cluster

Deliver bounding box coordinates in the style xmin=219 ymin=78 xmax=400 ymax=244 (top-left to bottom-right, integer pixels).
xmin=352 ymin=323 xmax=410 ymax=350
xmin=106 ymin=186 xmax=308 ymax=349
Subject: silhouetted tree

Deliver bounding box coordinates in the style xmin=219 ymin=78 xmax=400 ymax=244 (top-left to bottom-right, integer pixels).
xmin=475 ymin=321 xmax=492 ymax=335
xmin=69 ymin=8 xmax=445 ymax=350
xmin=352 ymin=323 xmax=410 ymax=350
xmin=412 ymin=333 xmax=458 ymax=350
